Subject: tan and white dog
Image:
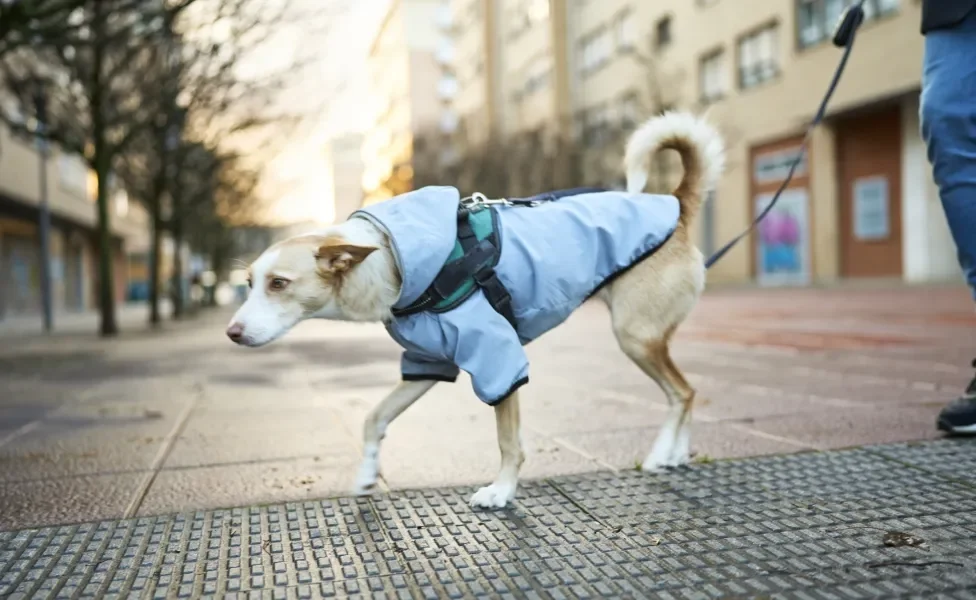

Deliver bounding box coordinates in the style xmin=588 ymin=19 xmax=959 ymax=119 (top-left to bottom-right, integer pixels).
xmin=226 ymin=111 xmax=725 ymax=509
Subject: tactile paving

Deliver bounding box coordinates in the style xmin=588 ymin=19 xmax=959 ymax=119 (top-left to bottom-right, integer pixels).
xmin=2 ymin=440 xmax=976 ymax=598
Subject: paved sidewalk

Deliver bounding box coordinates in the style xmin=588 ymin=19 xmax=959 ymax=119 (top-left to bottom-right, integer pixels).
xmin=0 ymin=300 xmax=174 ymax=339
xmin=0 ymin=285 xmax=974 ymax=534
xmin=1 ymin=439 xmax=975 ymax=599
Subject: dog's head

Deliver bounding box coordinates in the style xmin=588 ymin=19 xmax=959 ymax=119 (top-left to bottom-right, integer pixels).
xmin=226 ymin=234 xmax=380 ymax=347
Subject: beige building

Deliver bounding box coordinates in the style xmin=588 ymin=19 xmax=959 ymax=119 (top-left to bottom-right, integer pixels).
xmin=327 ymin=133 xmax=365 ymax=222
xmin=0 ymin=123 xmax=149 ymax=321
xmin=361 ymin=0 xmax=448 ymax=205
xmin=449 ymin=0 xmax=569 ymax=140
xmin=449 ymin=0 xmax=501 ymax=147
xmin=447 ymin=0 xmax=959 ymax=287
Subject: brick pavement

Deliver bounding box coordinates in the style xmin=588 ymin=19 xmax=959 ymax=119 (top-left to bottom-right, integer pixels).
xmin=1 ymin=440 xmax=975 ymax=598
xmin=0 ymin=284 xmax=973 ymax=533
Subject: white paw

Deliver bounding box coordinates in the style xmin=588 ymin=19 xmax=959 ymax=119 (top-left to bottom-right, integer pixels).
xmin=670 ymin=426 xmax=691 ymax=466
xmin=469 ymin=482 xmax=517 ymax=509
xmin=642 ymin=421 xmax=690 ymax=472
xmin=641 ymin=444 xmax=689 ymax=472
xmin=352 ymin=460 xmax=379 ymax=496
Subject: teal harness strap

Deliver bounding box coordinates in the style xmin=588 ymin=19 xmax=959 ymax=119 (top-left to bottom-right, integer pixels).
xmin=391 ymin=205 xmax=514 ymax=325
xmin=431 ymin=207 xmax=498 ymax=311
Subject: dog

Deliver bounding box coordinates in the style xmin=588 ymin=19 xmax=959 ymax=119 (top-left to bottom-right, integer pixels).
xmin=226 ymin=111 xmax=725 ymax=509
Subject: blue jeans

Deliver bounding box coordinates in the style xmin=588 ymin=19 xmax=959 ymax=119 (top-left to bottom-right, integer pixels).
xmin=920 ymin=9 xmax=976 ymax=300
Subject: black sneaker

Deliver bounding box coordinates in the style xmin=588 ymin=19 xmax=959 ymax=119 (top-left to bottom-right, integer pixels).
xmin=937 ymin=359 xmax=976 ymax=435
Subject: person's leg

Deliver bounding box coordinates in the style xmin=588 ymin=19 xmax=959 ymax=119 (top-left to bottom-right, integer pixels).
xmin=920 ymin=11 xmax=976 ymax=434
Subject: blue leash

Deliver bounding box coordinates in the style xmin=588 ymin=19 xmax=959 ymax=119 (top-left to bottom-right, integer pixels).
xmin=704 ymin=0 xmax=868 ymax=269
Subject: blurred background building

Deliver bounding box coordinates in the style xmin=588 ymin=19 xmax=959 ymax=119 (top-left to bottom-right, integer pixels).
xmin=358 ymin=0 xmax=960 ymax=288
xmin=0 ymin=0 xmax=963 ymax=331
xmin=360 ymin=0 xmax=447 ymax=204
xmin=328 ymin=133 xmax=366 ymax=222
xmin=0 ymin=122 xmax=151 ymax=321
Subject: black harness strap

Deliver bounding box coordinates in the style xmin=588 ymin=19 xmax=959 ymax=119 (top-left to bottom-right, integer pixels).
xmin=455 ymin=211 xmax=516 ymax=328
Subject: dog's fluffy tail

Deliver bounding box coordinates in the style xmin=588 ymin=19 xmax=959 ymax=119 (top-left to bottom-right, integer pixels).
xmin=624 ymin=111 xmax=725 ymax=226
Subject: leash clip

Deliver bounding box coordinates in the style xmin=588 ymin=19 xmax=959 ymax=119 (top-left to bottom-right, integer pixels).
xmin=460 ymin=192 xmax=510 ymax=208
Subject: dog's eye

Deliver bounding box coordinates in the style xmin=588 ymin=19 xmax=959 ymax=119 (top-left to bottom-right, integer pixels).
xmin=269 ymin=277 xmax=289 ymax=291
xmin=246 ymin=278 xmax=252 ymax=289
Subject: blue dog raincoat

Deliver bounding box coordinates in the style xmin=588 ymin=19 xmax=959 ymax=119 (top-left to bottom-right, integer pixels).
xmin=352 ymin=186 xmax=680 ymax=405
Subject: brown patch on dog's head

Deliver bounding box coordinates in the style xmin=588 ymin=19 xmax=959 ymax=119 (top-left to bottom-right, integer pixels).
xmin=314 ymin=235 xmax=378 ymax=283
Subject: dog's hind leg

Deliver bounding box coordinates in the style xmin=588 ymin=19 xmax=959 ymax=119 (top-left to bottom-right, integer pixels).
xmin=353 ymin=380 xmax=437 ymax=495
xmin=469 ymin=390 xmax=524 ymax=509
xmin=615 ymin=325 xmax=697 ymax=471
xmin=607 ymin=239 xmax=703 ymax=472
xmin=640 ymin=339 xmax=696 ymax=471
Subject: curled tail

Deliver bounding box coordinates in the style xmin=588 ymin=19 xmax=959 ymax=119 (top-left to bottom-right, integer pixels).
xmin=624 ymin=111 xmax=726 ymax=227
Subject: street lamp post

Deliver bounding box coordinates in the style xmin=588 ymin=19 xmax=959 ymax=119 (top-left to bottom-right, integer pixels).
xmin=34 ymin=83 xmax=53 ymax=333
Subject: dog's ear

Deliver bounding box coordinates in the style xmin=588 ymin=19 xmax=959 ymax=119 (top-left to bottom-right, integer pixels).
xmin=315 ymin=240 xmax=378 ymax=274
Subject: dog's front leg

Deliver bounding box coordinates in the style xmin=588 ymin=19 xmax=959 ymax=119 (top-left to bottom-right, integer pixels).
xmin=470 ymin=391 xmax=524 ymax=509
xmin=353 ymin=380 xmax=436 ymax=495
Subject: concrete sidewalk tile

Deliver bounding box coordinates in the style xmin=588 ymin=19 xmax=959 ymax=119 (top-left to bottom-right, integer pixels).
xmin=380 ymin=431 xmax=605 ymax=490
xmin=164 ymin=410 xmax=357 ymax=469
xmin=556 ymin=422 xmax=811 ymax=470
xmin=687 ymin=366 xmax=952 ymax=407
xmin=746 ymin=404 xmax=944 ymax=449
xmin=692 ymin=383 xmax=841 ymax=421
xmin=519 ymin=388 xmax=670 ymax=436
xmin=0 ymin=472 xmax=146 ymax=531
xmin=0 ymin=422 xmax=171 ymax=482
xmin=136 ymin=457 xmax=357 ymax=517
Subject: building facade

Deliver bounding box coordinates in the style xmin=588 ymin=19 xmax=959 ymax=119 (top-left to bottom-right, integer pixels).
xmin=360 ymin=0 xmax=448 ymax=205
xmin=445 ymin=0 xmax=959 ymax=287
xmin=0 ymin=125 xmax=149 ymax=322
xmin=328 ymin=133 xmax=366 ymax=222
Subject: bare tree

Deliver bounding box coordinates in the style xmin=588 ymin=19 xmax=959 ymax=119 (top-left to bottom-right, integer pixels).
xmin=0 ymin=1 xmax=186 ymax=335
xmin=115 ymin=0 xmax=299 ymax=323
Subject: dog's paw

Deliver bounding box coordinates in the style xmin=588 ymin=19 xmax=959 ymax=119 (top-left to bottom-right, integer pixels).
xmin=641 ymin=447 xmax=690 ymax=473
xmin=469 ymin=482 xmax=516 ymax=509
xmin=352 ymin=461 xmax=380 ymax=496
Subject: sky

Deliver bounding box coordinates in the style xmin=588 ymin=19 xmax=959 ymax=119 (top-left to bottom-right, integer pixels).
xmin=244 ymin=0 xmax=391 ymax=226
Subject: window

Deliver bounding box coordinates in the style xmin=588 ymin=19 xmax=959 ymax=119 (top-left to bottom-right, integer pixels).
xmin=508 ymin=0 xmax=550 ymax=40
xmin=700 ymin=50 xmax=726 ymax=103
xmin=579 ymin=28 xmax=612 ymax=75
xmin=58 ymin=155 xmax=89 ymax=196
xmin=580 ymin=104 xmax=612 ymax=146
xmin=654 ymin=16 xmax=672 ymax=51
xmin=738 ymin=24 xmax=779 ymax=89
xmin=753 ymin=147 xmax=807 ymax=184
xmin=527 ymin=0 xmax=549 ymax=22
xmin=796 ymin=0 xmax=899 ymax=48
xmin=614 ymin=9 xmax=636 ymax=52
xmin=618 ymin=92 xmax=641 ymax=128
xmin=523 ymin=54 xmax=552 ymax=96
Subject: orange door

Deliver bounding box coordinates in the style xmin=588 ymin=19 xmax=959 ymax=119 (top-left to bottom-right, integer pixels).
xmin=836 ymin=107 xmax=903 ymax=278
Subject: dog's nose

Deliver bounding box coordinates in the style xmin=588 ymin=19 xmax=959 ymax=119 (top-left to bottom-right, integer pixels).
xmin=226 ymin=323 xmax=245 ymax=343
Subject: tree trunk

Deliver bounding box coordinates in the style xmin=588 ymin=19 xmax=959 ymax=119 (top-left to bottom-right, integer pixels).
xmin=91 ymin=0 xmax=117 ymax=336
xmin=148 ymin=191 xmax=162 ymax=325
xmin=170 ymin=213 xmax=184 ymax=319
xmin=94 ymin=151 xmax=117 ymax=335
xmin=207 ymin=237 xmax=226 ymax=308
